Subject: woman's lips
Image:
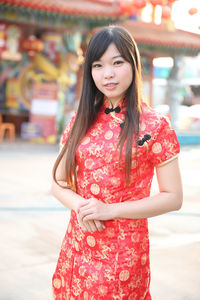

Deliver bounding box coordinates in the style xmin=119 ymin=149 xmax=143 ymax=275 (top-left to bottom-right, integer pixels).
xmin=104 ymin=83 xmax=118 ymax=90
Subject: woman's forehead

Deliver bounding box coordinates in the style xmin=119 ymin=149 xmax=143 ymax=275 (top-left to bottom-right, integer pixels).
xmin=97 ymin=43 xmax=121 ymax=60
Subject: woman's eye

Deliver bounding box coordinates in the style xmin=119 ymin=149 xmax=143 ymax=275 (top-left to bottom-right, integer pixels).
xmin=114 ymin=60 xmax=124 ymax=65
xmin=92 ymin=63 xmax=102 ymax=68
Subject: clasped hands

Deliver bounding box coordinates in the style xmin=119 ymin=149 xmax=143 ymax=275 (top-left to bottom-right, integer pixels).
xmin=76 ymin=197 xmax=112 ymax=233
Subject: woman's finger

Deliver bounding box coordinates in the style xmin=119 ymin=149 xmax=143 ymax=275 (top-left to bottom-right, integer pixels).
xmin=77 ymin=210 xmax=104 ymax=232
xmin=77 ymin=212 xmax=94 ymax=232
xmin=79 ymin=208 xmax=94 ymax=220
xmin=86 ymin=220 xmax=97 ymax=232
xmin=94 ymin=220 xmax=105 ymax=231
xmin=77 ymin=213 xmax=88 ymax=231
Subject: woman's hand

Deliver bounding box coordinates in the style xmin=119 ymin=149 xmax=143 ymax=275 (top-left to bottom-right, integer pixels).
xmin=77 ymin=198 xmax=113 ymax=223
xmin=77 ymin=213 xmax=105 ymax=232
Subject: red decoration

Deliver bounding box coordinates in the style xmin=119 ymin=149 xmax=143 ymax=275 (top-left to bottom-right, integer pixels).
xmin=119 ymin=0 xmax=147 ymax=15
xmin=188 ymin=8 xmax=198 ymax=16
xmin=149 ymin=0 xmax=164 ymax=6
xmin=162 ymin=5 xmax=171 ymax=19
xmin=133 ymin=0 xmax=147 ymax=9
xmin=119 ymin=0 xmax=135 ymax=15
xmin=23 ymin=36 xmax=44 ymax=57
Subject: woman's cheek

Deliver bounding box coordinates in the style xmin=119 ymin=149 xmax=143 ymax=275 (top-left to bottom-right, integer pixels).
xmin=118 ymin=65 xmax=133 ymax=80
xmin=92 ymin=72 xmax=102 ymax=89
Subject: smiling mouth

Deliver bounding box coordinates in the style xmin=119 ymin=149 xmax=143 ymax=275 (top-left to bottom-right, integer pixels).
xmin=104 ymin=83 xmax=118 ymax=87
xmin=104 ymin=83 xmax=118 ymax=90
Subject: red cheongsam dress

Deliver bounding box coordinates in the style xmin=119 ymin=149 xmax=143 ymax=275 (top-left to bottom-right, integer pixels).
xmin=52 ymin=98 xmax=180 ymax=300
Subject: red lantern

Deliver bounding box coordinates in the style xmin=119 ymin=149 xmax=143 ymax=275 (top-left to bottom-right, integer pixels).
xmin=133 ymin=0 xmax=147 ymax=9
xmin=162 ymin=5 xmax=171 ymax=19
xmin=23 ymin=36 xmax=44 ymax=57
xmin=149 ymin=0 xmax=164 ymax=6
xmin=119 ymin=0 xmax=135 ymax=15
xmin=188 ymin=8 xmax=198 ymax=16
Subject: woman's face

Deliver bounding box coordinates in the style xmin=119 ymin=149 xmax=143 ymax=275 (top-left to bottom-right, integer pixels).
xmin=91 ymin=43 xmax=133 ymax=106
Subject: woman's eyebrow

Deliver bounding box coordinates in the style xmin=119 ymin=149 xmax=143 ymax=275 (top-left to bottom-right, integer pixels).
xmin=92 ymin=54 xmax=122 ymax=63
xmin=112 ymin=55 xmax=122 ymax=59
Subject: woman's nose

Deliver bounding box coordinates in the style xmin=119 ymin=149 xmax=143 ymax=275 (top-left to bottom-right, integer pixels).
xmin=104 ymin=66 xmax=114 ymax=79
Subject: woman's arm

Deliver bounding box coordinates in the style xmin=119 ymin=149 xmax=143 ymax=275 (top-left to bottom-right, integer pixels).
xmin=51 ymin=179 xmax=83 ymax=212
xmin=52 ymin=180 xmax=105 ymax=232
xmin=78 ymin=158 xmax=183 ymax=221
xmin=51 ymin=149 xmax=82 ymax=212
xmin=51 ymin=153 xmax=105 ymax=232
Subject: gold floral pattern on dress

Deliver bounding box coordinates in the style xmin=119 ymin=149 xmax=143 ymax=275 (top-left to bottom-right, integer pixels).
xmin=84 ymin=158 xmax=95 ymax=170
xmin=52 ymin=100 xmax=180 ymax=300
xmin=90 ymin=183 xmax=100 ymax=195
xmin=83 ymin=291 xmax=89 ymax=300
xmin=141 ymin=253 xmax=147 ymax=265
xmin=119 ymin=270 xmax=130 ymax=281
xmin=90 ymin=123 xmax=104 ymax=136
xmin=110 ymin=176 xmax=121 ymax=187
xmin=72 ymin=276 xmax=82 ymax=296
xmin=104 ymin=151 xmax=113 ymax=163
xmin=104 ymin=130 xmax=114 ymax=140
xmin=98 ymin=285 xmax=108 ymax=296
xmin=79 ymin=266 xmax=87 ymax=276
xmin=152 ymin=142 xmax=162 ymax=154
xmin=92 ymin=166 xmax=109 ymax=182
xmin=109 ymin=119 xmax=120 ymax=129
xmin=53 ymin=278 xmax=61 ymax=289
xmin=74 ymin=241 xmax=79 ymax=251
xmin=87 ymin=235 xmax=96 ymax=247
xmin=87 ymin=143 xmax=104 ymax=157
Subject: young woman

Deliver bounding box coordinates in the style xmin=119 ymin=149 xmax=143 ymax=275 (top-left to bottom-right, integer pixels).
xmin=52 ymin=26 xmax=183 ymax=300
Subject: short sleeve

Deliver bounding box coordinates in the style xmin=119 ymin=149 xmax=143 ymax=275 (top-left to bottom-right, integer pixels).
xmin=59 ymin=112 xmax=76 ymax=152
xmin=149 ymin=116 xmax=180 ymax=167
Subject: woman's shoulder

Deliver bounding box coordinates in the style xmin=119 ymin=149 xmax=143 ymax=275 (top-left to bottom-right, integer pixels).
xmin=141 ymin=101 xmax=166 ymax=120
xmin=60 ymin=111 xmax=77 ymax=146
xmin=140 ymin=102 xmax=180 ymax=166
xmin=139 ymin=101 xmax=174 ymax=140
xmin=140 ymin=101 xmax=170 ymax=127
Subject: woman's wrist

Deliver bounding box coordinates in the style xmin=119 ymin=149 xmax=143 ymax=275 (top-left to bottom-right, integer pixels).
xmin=109 ymin=203 xmax=121 ymax=219
xmin=73 ymin=195 xmax=84 ymax=212
xmin=109 ymin=202 xmax=134 ymax=220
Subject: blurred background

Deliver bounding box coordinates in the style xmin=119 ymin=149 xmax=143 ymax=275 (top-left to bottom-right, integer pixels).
xmin=0 ymin=0 xmax=200 ymax=299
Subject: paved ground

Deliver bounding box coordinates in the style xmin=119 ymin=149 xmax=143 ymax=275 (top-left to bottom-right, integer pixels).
xmin=0 ymin=140 xmax=200 ymax=300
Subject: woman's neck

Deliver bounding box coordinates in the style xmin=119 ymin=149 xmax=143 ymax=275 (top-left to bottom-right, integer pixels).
xmin=106 ymin=97 xmax=123 ymax=108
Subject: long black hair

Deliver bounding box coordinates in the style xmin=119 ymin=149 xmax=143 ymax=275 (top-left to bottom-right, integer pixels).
xmin=53 ymin=25 xmax=143 ymax=189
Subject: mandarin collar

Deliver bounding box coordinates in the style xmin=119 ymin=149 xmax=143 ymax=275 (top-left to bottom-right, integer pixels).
xmin=103 ymin=97 xmax=127 ymax=114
